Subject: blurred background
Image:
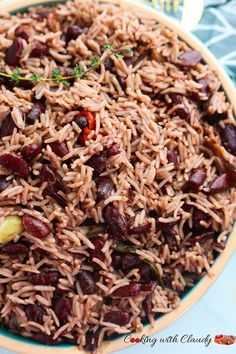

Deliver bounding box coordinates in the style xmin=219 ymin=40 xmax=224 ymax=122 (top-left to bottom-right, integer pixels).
xmin=0 ymin=0 xmax=236 ymax=353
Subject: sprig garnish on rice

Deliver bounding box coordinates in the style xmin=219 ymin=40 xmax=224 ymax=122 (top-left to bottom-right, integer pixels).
xmin=0 ymin=43 xmax=133 ymax=87
xmin=11 ymin=67 xmax=20 ymax=82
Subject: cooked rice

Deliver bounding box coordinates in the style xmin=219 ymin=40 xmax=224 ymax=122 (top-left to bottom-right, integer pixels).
xmin=0 ymin=0 xmax=236 ymax=351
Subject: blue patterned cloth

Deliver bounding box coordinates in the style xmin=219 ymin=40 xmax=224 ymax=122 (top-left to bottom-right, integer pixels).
xmin=147 ymin=0 xmax=236 ymax=85
xmin=194 ymin=0 xmax=236 ymax=85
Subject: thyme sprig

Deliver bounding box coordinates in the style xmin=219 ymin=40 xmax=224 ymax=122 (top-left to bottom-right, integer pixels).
xmin=0 ymin=43 xmax=133 ymax=86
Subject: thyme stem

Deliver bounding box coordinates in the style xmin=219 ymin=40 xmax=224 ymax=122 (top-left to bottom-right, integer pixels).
xmin=0 ymin=43 xmax=133 ymax=86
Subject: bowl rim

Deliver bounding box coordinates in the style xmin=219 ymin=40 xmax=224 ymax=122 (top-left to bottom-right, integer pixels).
xmin=0 ymin=0 xmax=236 ymax=353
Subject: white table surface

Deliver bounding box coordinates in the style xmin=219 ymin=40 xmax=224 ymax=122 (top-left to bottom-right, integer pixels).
xmin=1 ymin=250 xmax=235 ymax=354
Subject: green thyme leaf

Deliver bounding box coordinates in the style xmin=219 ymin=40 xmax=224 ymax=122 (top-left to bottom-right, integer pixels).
xmin=89 ymin=55 xmax=101 ymax=69
xmin=144 ymin=259 xmax=163 ymax=287
xmin=63 ymin=80 xmax=70 ymax=86
xmin=116 ymin=241 xmax=163 ymax=286
xmin=11 ymin=67 xmax=20 ymax=82
xmin=71 ymin=64 xmax=86 ymax=78
xmin=103 ymin=43 xmax=113 ymax=51
xmin=52 ymin=70 xmax=63 ymax=83
xmin=86 ymin=232 xmax=103 ymax=239
xmin=116 ymin=242 xmax=139 ymax=253
xmin=124 ymin=47 xmax=133 ymax=57
xmin=31 ymin=73 xmax=42 ymax=83
xmin=114 ymin=53 xmax=124 ymax=59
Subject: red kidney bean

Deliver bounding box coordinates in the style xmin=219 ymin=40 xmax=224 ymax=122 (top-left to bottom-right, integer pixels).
xmin=29 ymin=271 xmax=59 ymax=286
xmin=103 ymin=204 xmax=128 ymax=240
xmin=163 ymin=229 xmax=178 ymax=250
xmin=149 ymin=210 xmax=158 ymax=218
xmin=111 ymin=252 xmax=122 ymax=267
xmin=140 ymin=281 xmax=158 ymax=293
xmin=189 ymin=230 xmax=216 ymax=245
xmin=209 ymin=174 xmax=230 ymax=194
xmin=117 ymin=76 xmax=126 ymax=90
xmin=214 ymin=239 xmax=226 ymax=251
xmin=23 ymin=214 xmax=51 ymax=238
xmin=111 ymin=282 xmax=141 ymax=298
xmin=167 ymin=151 xmax=179 ymax=168
xmin=124 ymin=56 xmax=137 ymax=67
xmin=122 ymin=253 xmax=141 ymax=270
xmin=168 ymin=93 xmax=190 ymax=122
xmin=176 ymin=107 xmax=190 ymax=121
xmin=192 ymin=208 xmax=209 ymax=231
xmin=16 ymin=79 xmax=33 ymax=90
xmin=60 ymin=33 xmax=67 ymax=42
xmin=142 ymin=294 xmax=152 ymax=314
xmin=85 ymin=329 xmax=100 ymax=352
xmin=5 ymin=38 xmax=23 ymax=66
xmin=77 ymin=270 xmax=96 ymax=295
xmin=44 ymin=184 xmax=67 ymax=208
xmin=104 ymin=143 xmax=121 ymax=157
xmin=66 ymin=25 xmax=83 ymax=41
xmin=58 ymin=66 xmax=72 ymax=76
xmin=56 ymin=66 xmax=74 ymax=84
xmin=128 ymin=222 xmax=151 ymax=235
xmin=178 ymin=50 xmax=202 ymax=67
xmin=0 ymin=153 xmax=29 ymax=178
xmin=52 ymin=288 xmax=67 ymax=304
xmin=1 ymin=243 xmax=28 ymax=256
xmin=0 ymin=77 xmax=7 ymax=86
xmin=104 ymin=310 xmax=131 ymax=325
xmin=190 ymin=79 xmax=211 ymax=102
xmin=40 ymin=165 xmax=67 ymax=193
xmin=32 ymin=333 xmax=62 ymax=345
xmin=30 ymin=40 xmax=48 ymax=57
xmin=168 ymin=93 xmax=183 ymax=105
xmin=89 ymin=237 xmax=105 ymax=269
xmin=21 ymin=144 xmax=41 ymax=162
xmin=198 ymin=78 xmax=211 ymax=98
xmin=223 ymin=161 xmax=236 ymax=187
xmin=137 ymin=263 xmax=154 ymax=281
xmin=49 ymin=141 xmax=69 ymax=158
xmin=26 ymin=304 xmax=45 ymax=324
xmin=8 ymin=314 xmax=20 ymax=330
xmin=0 ymin=176 xmax=11 ymax=192
xmin=0 ymin=113 xmax=16 ymax=138
xmin=96 ymin=176 xmax=115 ymax=200
xmin=26 ymin=103 xmax=45 ymax=125
xmin=204 ymin=111 xmax=227 ymax=126
xmin=54 ymin=297 xmax=71 ymax=324
xmin=41 ymin=164 xmax=60 ymax=184
xmin=86 ymin=153 xmax=107 ymax=176
xmin=198 ymin=79 xmax=209 ymax=93
xmin=75 ymin=115 xmax=88 ymax=129
xmin=103 ymin=57 xmax=114 ymax=70
xmin=185 ymin=168 xmax=207 ymax=192
xmin=163 ymin=274 xmax=173 ymax=288
xmin=15 ymin=25 xmax=31 ymax=41
xmin=156 ymin=216 xmax=181 ymax=231
xmin=220 ymin=124 xmax=236 ymax=156
xmin=36 ymin=10 xmax=50 ymax=20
